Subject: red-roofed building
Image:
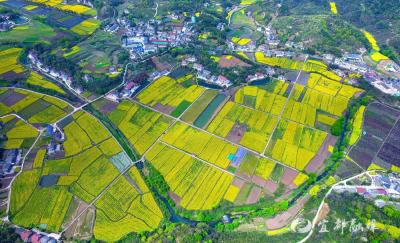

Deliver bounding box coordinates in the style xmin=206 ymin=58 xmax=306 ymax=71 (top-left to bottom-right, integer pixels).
xmin=375 ymin=188 xmax=388 ymax=195
xmin=356 ymin=187 xmax=366 ymax=194
xmin=19 ymin=230 xmax=32 ymax=242
xmin=217 ymin=75 xmax=232 ymax=87
xmin=124 ymin=82 xmax=135 ymax=90
xmin=30 ymin=233 xmax=42 ymax=243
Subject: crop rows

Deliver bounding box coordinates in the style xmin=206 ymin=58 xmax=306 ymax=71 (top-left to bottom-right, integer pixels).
xmin=206 ymin=101 xmax=278 ymax=153
xmin=146 ymin=142 xmax=234 ymax=210
xmin=108 ymin=100 xmax=173 ymax=155
xmin=266 ymin=119 xmax=327 ymax=170
xmin=136 ymin=76 xmax=204 ymax=117
xmin=162 ymin=122 xmax=238 ymax=169
xmin=9 ymin=89 xmax=162 ymax=241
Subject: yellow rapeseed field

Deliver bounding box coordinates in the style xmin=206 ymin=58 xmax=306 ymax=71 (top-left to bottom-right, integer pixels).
xmin=224 ymin=185 xmax=240 ymax=202
xmin=349 ymin=105 xmax=365 ymax=145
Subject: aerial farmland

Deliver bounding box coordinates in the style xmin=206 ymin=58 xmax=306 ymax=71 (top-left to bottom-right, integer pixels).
xmin=1 ymin=0 xmax=400 ymax=242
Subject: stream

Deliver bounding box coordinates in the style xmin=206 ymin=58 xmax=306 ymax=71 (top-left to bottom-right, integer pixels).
xmin=154 ymin=191 xmax=198 ymax=226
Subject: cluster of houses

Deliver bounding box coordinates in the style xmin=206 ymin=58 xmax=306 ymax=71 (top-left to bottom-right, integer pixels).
xmin=0 ymin=148 xmax=22 ymax=175
xmin=0 ymin=121 xmax=23 ymax=175
xmin=192 ymin=62 xmax=232 ymax=88
xmin=228 ymin=39 xmax=256 ymax=52
xmin=46 ymin=125 xmax=64 ymax=158
xmin=15 ymin=228 xmax=58 ymax=243
xmin=106 ymin=69 xmax=170 ymax=102
xmin=27 ymin=53 xmax=83 ymax=94
xmin=227 ymin=11 xmax=279 ymax=52
xmin=333 ymin=53 xmax=369 ymax=73
xmin=246 ymin=72 xmax=269 ymax=82
xmin=364 ymin=71 xmax=400 ymax=96
xmin=0 ymin=12 xmax=16 ymax=32
xmin=334 ymin=173 xmax=400 ymax=203
xmin=115 ymin=13 xmax=197 ymax=60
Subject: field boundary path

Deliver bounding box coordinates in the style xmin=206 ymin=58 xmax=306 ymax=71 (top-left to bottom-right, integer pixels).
xmin=0 ymin=86 xmax=146 ymax=238
xmin=129 ymin=98 xmax=302 ymax=174
xmin=5 ymin=130 xmax=43 ymax=217
xmin=262 ymin=55 xmax=309 ymax=155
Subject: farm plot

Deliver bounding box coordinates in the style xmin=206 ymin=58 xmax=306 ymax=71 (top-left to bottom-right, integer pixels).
xmin=307 ymin=73 xmax=363 ymax=98
xmin=93 ymin=167 xmax=163 ymax=241
xmin=234 ymin=152 xmax=278 ymax=189
xmin=107 ymin=100 xmax=173 ymax=155
xmin=265 ymin=119 xmax=327 ymax=170
xmin=282 ymin=99 xmax=316 ymax=127
xmin=306 ymin=73 xmax=342 ymax=96
xmin=73 ymin=111 xmax=110 ymax=144
xmin=136 ymin=76 xmax=205 ymax=117
xmin=0 ymin=117 xmax=39 ymax=149
xmin=11 ymin=186 xmax=73 ymax=232
xmin=206 ymin=101 xmax=278 ymax=153
xmin=255 ymin=52 xmax=341 ymax=81
xmin=0 ymin=48 xmax=25 ymax=81
xmin=9 ymin=109 xmax=147 ymax=233
xmin=301 ymin=88 xmax=349 ymax=117
xmin=28 ymin=0 xmax=96 ymax=16
xmin=162 ymin=122 xmax=238 ymax=169
xmin=376 ymin=120 xmax=400 ymax=168
xmin=0 ymin=20 xmax=56 ymax=45
xmin=70 ymin=18 xmax=100 ymax=35
xmin=0 ymin=88 xmax=72 ymax=123
xmin=348 ymin=103 xmax=400 ymax=169
xmin=349 ymin=106 xmax=366 ymax=145
xmin=194 ymin=93 xmax=226 ymax=128
xmin=181 ymin=89 xmax=218 ymax=123
xmin=231 ymin=9 xmax=256 ymax=30
xmin=230 ymin=8 xmax=261 ymax=42
xmin=362 ymin=31 xmax=391 ymax=62
xmin=145 ymin=142 xmax=234 ymax=210
xmin=26 ymin=71 xmax=66 ymax=95
xmin=329 ymin=2 xmax=338 ymax=15
xmin=234 ymin=84 xmax=288 ymax=115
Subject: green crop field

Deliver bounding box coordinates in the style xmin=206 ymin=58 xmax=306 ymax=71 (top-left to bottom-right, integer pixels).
xmin=0 ymin=20 xmax=56 ymax=43
xmin=7 ymin=89 xmax=163 ymax=240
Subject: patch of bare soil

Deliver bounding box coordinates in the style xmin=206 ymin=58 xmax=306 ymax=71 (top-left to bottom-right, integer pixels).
xmin=246 ymin=186 xmax=262 ymax=204
xmin=226 ymin=123 xmax=247 ymax=143
xmin=232 ymin=177 xmax=246 ymax=189
xmin=305 ymin=135 xmax=337 ymax=174
xmin=315 ymin=202 xmax=330 ymax=225
xmin=64 ymin=199 xmax=94 ymax=240
xmin=281 ymin=167 xmax=298 ymax=186
xmin=99 ymin=101 xmax=118 ymax=115
xmin=154 ymin=103 xmax=175 ymax=115
xmin=266 ymin=195 xmax=310 ymax=230
xmin=251 ymin=175 xmax=267 ymax=188
xmin=219 ymin=55 xmax=251 ymax=68
xmin=264 ymin=179 xmax=279 ymax=194
xmin=169 ymin=191 xmax=181 ymax=205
